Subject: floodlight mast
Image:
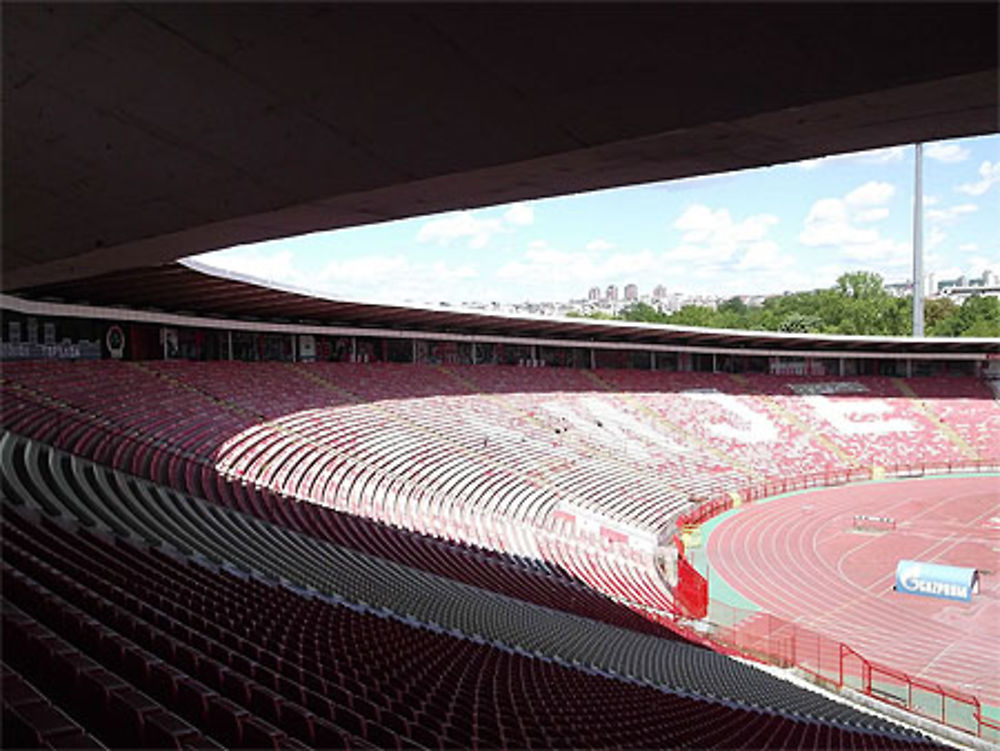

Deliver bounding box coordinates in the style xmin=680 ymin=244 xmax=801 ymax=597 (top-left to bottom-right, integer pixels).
xmin=912 ymin=142 xmax=925 ymax=337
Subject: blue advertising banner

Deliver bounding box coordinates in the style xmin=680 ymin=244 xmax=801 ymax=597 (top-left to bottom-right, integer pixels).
xmin=894 ymin=560 xmax=979 ymax=602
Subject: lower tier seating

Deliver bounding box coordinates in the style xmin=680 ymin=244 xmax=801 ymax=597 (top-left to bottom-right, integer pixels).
xmin=1 ymin=503 xmax=942 ymax=750
xmin=1 ymin=430 xmax=682 ymax=640
xmin=1 ymin=430 xmax=911 ymax=726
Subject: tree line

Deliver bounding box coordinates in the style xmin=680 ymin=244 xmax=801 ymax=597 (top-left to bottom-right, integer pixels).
xmin=569 ymin=271 xmax=1000 ymax=337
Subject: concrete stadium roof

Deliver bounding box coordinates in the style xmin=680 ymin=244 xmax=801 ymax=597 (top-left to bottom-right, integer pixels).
xmin=3 ymin=3 xmax=997 ymax=291
xmin=9 ymin=260 xmax=998 ymax=357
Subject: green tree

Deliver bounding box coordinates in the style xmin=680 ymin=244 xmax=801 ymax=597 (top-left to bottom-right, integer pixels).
xmin=924 ymin=297 xmax=960 ymax=335
xmin=565 ymin=270 xmax=989 ymax=338
xmin=717 ymin=296 xmax=749 ymax=316
xmin=934 ymin=295 xmax=1000 ymax=337
xmin=836 ymin=271 xmax=886 ymax=299
xmin=665 ymin=305 xmax=722 ymax=328
xmin=828 ymin=272 xmax=911 ymax=336
xmin=777 ymin=312 xmax=823 ymax=333
xmin=620 ymin=302 xmax=669 ymax=324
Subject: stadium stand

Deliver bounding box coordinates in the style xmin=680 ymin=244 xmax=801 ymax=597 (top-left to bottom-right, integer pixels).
xmin=1 ymin=437 xmax=945 ymax=749
xmin=0 ymin=433 xmax=680 ymax=639
xmin=3 ymin=357 xmax=998 ymax=748
xmin=3 ymin=361 xmax=999 ymax=612
xmin=741 ymin=375 xmax=984 ymax=469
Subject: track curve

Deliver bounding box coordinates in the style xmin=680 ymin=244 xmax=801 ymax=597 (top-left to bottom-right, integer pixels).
xmin=705 ymin=476 xmax=1000 ymax=703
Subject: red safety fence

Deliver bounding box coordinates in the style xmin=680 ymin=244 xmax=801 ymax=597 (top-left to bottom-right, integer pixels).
xmin=675 ymin=554 xmax=708 ymax=619
xmin=679 ymin=598 xmax=1000 ymax=740
xmin=670 ymin=460 xmax=1000 ymax=740
xmin=676 ymin=459 xmax=1000 ymax=529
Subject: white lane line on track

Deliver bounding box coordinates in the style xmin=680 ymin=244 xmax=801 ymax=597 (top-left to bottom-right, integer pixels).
xmin=707 ymin=479 xmax=1000 ymax=702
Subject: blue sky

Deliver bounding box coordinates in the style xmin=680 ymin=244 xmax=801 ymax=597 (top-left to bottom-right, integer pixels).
xmin=192 ymin=134 xmax=999 ymax=306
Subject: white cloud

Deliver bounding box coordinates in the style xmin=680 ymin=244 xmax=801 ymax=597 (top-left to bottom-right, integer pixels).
xmin=585 ymin=238 xmax=615 ymax=251
xmin=320 ymin=254 xmax=409 ymax=281
xmin=795 ymin=145 xmax=906 ymax=170
xmin=856 ymin=208 xmax=890 ymax=223
xmin=503 ymin=202 xmax=534 ymax=226
xmin=654 ymin=204 xmax=795 ymax=293
xmin=317 ymin=254 xmax=478 ymax=304
xmin=666 ymin=204 xmax=779 ymax=263
xmin=840 ymin=237 xmax=911 ymax=266
xmin=932 ymin=264 xmax=964 ymax=280
xmin=918 ymin=203 xmax=978 ymax=256
xmin=927 ymin=226 xmax=947 ymax=251
xmin=861 ymin=146 xmax=907 ymax=165
xmin=417 ymin=211 xmax=502 ymax=249
xmin=417 ymin=201 xmax=535 ymax=249
xmin=959 ymin=242 xmax=979 ymax=252
xmin=736 ymin=241 xmax=791 ymax=271
xmin=968 ymin=256 xmax=1000 ymax=274
xmin=926 ymin=203 xmax=978 ymax=224
xmin=795 ymin=157 xmax=826 ymax=171
xmin=496 ymin=242 xmax=660 ymax=297
xmin=800 ymin=198 xmax=879 ymax=247
xmin=923 ymin=195 xmax=939 ymax=206
xmin=925 ymin=142 xmax=970 ymax=164
xmin=957 ymin=161 xmax=1000 ymax=196
xmin=845 ymin=181 xmax=896 ymax=207
xmin=194 ymin=248 xmax=305 ymax=286
xmin=799 ymin=183 xmax=909 ymax=270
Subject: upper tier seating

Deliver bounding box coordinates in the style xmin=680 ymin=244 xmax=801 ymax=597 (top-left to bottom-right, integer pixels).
xmin=741 ymin=375 xmax=984 ymax=469
xmin=2 ymin=361 xmax=997 ymax=627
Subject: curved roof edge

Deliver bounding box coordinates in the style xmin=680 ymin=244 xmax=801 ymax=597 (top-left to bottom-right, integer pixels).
xmin=7 ymin=259 xmax=998 ymax=357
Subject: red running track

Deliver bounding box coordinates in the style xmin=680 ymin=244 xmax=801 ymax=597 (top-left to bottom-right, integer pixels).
xmin=706 ymin=476 xmax=1000 ymax=704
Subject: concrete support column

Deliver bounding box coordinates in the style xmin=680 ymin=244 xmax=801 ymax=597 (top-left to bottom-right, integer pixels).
xmin=228 ymin=330 xmax=233 ymax=361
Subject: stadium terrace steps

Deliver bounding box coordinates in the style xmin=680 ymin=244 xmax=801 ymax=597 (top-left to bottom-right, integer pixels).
xmin=3 ymin=430 xmax=684 ymax=636
xmin=3 ymin=361 xmax=999 ymax=641
xmin=0 ymin=431 xmax=949 ymax=744
xmin=8 ymin=363 xmax=992 ymax=527
xmin=898 ymin=377 xmax=1000 ymax=460
xmin=1 ymin=499 xmax=943 ymax=750
xmin=740 ymin=374 xmax=980 ymax=470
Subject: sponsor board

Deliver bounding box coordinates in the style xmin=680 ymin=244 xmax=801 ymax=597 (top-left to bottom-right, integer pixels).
xmin=894 ymin=560 xmax=978 ymax=602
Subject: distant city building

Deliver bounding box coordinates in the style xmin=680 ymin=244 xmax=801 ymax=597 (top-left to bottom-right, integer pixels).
xmin=939 ymin=270 xmax=1000 ymax=304
xmin=883 ymin=281 xmax=913 ymax=299
xmin=624 ymin=283 xmax=638 ymax=301
xmin=606 ymin=284 xmax=619 ymax=302
xmin=935 ymin=270 xmax=997 ymax=296
xmin=588 ymin=286 xmax=601 ymax=301
xmin=652 ymin=285 xmax=667 ymax=300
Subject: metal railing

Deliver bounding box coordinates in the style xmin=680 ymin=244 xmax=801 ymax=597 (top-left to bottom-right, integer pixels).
xmin=671 ymin=460 xmax=1000 ymax=740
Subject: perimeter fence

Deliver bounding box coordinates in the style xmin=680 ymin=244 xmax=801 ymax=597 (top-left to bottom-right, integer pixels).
xmin=670 ymin=459 xmax=1000 ymax=741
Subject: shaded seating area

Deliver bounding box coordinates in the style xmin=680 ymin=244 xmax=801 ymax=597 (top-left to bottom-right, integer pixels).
xmin=2 ymin=499 xmax=943 ymax=750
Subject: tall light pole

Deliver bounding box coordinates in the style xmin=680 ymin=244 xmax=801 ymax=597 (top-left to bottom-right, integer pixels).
xmin=912 ymin=142 xmax=925 ymax=337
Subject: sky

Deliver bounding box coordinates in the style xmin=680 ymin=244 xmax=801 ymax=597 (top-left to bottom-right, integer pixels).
xmin=191 ymin=133 xmax=999 ymax=307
